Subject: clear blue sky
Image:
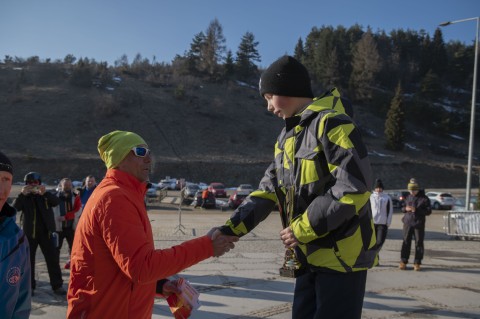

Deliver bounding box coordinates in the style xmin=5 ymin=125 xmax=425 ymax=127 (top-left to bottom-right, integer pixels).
xmin=1 ymin=0 xmax=479 ymax=68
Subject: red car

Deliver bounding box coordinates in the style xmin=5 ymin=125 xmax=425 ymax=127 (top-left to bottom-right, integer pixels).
xmin=208 ymin=182 xmax=227 ymax=198
xmin=228 ymin=191 xmax=249 ymax=209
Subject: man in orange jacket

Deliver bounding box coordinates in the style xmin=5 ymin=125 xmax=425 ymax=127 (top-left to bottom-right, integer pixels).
xmin=67 ymin=130 xmax=238 ymax=319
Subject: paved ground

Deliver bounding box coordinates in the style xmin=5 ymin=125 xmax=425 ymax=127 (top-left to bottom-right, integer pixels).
xmin=28 ymin=196 xmax=480 ymax=318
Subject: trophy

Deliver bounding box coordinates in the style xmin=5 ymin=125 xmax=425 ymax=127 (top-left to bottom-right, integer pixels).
xmin=275 ymin=186 xmax=304 ymax=278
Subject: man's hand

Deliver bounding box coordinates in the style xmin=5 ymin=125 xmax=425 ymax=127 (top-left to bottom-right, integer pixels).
xmin=280 ymin=226 xmax=299 ymax=248
xmin=207 ymin=227 xmax=239 ymax=257
xmin=37 ymin=185 xmax=46 ymax=195
xmin=21 ymin=186 xmax=31 ymax=195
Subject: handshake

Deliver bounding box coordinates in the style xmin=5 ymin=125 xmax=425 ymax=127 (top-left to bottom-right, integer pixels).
xmin=207 ymin=228 xmax=239 ymax=257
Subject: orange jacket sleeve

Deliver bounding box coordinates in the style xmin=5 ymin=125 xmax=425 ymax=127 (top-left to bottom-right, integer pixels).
xmin=98 ymin=192 xmax=213 ymax=284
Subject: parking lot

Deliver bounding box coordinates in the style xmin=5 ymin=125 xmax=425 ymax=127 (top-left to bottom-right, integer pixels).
xmin=25 ymin=191 xmax=480 ymax=318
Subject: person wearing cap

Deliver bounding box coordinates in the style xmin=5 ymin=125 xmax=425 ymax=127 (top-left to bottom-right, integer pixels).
xmin=399 ymin=178 xmax=432 ymax=271
xmin=370 ymin=179 xmax=393 ymax=257
xmin=12 ymin=171 xmax=66 ymax=296
xmin=216 ymin=55 xmax=376 ymax=318
xmin=67 ymin=130 xmax=239 ymax=319
xmin=0 ymin=151 xmax=32 ymax=318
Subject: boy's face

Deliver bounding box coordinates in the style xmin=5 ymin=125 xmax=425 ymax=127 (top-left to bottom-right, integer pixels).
xmin=264 ymin=94 xmax=300 ymax=119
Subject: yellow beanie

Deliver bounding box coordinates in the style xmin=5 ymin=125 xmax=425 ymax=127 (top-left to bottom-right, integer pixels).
xmin=98 ymin=131 xmax=147 ymax=169
xmin=407 ymin=178 xmax=419 ymax=191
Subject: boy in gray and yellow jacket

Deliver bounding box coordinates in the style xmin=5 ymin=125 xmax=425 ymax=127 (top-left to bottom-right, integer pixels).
xmin=218 ymin=55 xmax=377 ymax=319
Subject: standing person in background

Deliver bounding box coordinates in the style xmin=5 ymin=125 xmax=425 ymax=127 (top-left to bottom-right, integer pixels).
xmin=215 ymin=55 xmax=377 ymax=319
xmin=0 ymin=151 xmax=31 ymax=318
xmin=201 ymin=188 xmax=209 ymax=209
xmin=13 ymin=171 xmax=66 ymax=296
xmin=54 ymin=178 xmax=81 ymax=270
xmin=67 ymin=130 xmax=238 ymax=319
xmin=78 ymin=175 xmax=96 ymax=208
xmin=399 ymin=178 xmax=432 ymax=271
xmin=370 ymin=179 xmax=393 ymax=260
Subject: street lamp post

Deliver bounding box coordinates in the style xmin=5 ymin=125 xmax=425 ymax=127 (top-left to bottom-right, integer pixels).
xmin=440 ymin=17 xmax=479 ymax=210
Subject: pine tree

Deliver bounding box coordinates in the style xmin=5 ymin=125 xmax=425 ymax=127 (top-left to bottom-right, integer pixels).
xmin=418 ymin=69 xmax=442 ymax=102
xmin=235 ymin=31 xmax=261 ymax=80
xmin=431 ymin=28 xmax=448 ymax=78
xmin=186 ymin=32 xmax=206 ymax=74
xmin=294 ymin=38 xmax=305 ymax=61
xmin=349 ymin=29 xmax=382 ymax=101
xmin=323 ymin=46 xmax=340 ymax=88
xmin=223 ymin=50 xmax=235 ymax=79
xmin=384 ymin=83 xmax=405 ymax=151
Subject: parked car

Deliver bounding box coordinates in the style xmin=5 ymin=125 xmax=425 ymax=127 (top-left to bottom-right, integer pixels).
xmin=193 ymin=190 xmax=216 ymax=209
xmin=386 ymin=191 xmax=410 ymax=208
xmin=426 ymin=191 xmax=455 ymax=210
xmin=183 ymin=184 xmax=200 ymax=198
xmin=158 ymin=178 xmax=176 ymax=190
xmin=228 ymin=191 xmax=249 ymax=209
xmin=208 ymin=182 xmax=227 ymax=198
xmin=146 ymin=182 xmax=159 ymax=198
xmin=452 ymin=197 xmax=478 ymax=211
xmin=198 ymin=182 xmax=208 ymax=190
xmin=237 ymin=184 xmax=254 ymax=194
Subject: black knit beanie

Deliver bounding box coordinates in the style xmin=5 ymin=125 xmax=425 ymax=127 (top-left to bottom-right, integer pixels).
xmin=0 ymin=151 xmax=13 ymax=175
xmin=374 ymin=179 xmax=384 ymax=190
xmin=259 ymin=55 xmax=313 ymax=98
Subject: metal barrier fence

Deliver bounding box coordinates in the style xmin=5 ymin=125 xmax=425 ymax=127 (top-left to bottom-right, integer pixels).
xmin=444 ymin=211 xmax=480 ymax=239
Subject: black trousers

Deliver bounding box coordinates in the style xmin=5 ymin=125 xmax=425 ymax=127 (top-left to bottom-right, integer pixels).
xmin=292 ymin=270 xmax=367 ymax=319
xmin=58 ymin=227 xmax=75 ymax=254
xmin=374 ymin=224 xmax=389 ymax=251
xmin=401 ymin=224 xmax=425 ymax=264
xmin=27 ymin=227 xmax=63 ymax=290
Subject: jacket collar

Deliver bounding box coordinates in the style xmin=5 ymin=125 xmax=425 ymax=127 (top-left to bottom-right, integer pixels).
xmin=0 ymin=203 xmax=16 ymax=225
xmin=104 ymin=169 xmax=148 ymax=197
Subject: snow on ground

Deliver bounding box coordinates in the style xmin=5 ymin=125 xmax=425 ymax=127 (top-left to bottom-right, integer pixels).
xmin=405 ymin=143 xmax=421 ymax=151
xmin=369 ymin=150 xmax=395 ymax=157
xmin=448 ymin=134 xmax=465 ymax=140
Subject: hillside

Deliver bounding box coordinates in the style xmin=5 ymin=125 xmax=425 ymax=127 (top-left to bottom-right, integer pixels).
xmin=0 ymin=64 xmax=478 ymax=190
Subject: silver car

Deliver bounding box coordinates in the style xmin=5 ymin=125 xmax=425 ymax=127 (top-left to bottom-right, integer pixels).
xmin=426 ymin=191 xmax=455 ymax=210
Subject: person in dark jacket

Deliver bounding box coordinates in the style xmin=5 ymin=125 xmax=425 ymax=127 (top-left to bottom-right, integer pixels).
xmin=399 ymin=178 xmax=432 ymax=271
xmin=54 ymin=177 xmax=82 ymax=270
xmin=13 ymin=171 xmax=66 ymax=295
xmin=0 ymin=151 xmax=31 ymax=318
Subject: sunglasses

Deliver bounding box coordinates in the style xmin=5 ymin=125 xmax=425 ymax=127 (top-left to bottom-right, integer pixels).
xmin=131 ymin=147 xmax=151 ymax=157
